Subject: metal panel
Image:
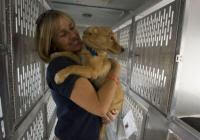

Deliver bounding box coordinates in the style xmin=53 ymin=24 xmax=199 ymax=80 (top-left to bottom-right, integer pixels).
xmin=4 ymin=12 xmax=14 ymax=135
xmin=167 ymin=130 xmax=182 ymax=140
xmin=0 ymin=1 xmax=7 ymax=139
xmin=105 ymin=83 xmax=130 ymax=140
xmin=2 ymin=0 xmax=55 ymax=139
xmin=110 ymin=84 xmax=148 ymax=140
xmin=167 ymin=118 xmax=200 ymax=140
xmin=119 ymin=89 xmax=148 ymax=140
xmin=168 ymin=0 xmax=200 ymax=136
xmin=114 ymin=20 xmax=132 ymax=84
xmin=127 ymin=18 xmax=136 ymax=88
xmin=46 ymin=95 xmax=56 ymax=124
xmin=119 ymin=25 xmax=131 ymax=61
xmin=0 ymin=53 xmax=7 ymax=140
xmin=48 ymin=120 xmax=57 ymax=140
xmin=105 ymin=84 xmax=148 ymax=140
xmin=46 ymin=92 xmax=57 ymax=139
xmin=52 ymin=2 xmax=128 ymax=27
xmin=0 ymin=0 xmax=6 ymax=47
xmin=130 ymin=0 xmax=185 ymax=114
xmin=17 ymin=106 xmax=46 ymax=140
xmin=11 ymin=0 xmax=45 ymax=124
xmin=170 ymin=0 xmax=200 ymax=117
xmin=0 ymin=97 xmax=5 ymax=140
xmin=50 ymin=0 xmax=150 ymax=27
xmin=13 ymin=0 xmax=41 ymax=37
xmin=143 ymin=105 xmax=169 ymax=140
xmin=51 ymin=0 xmax=146 ymax=11
xmin=11 ymin=91 xmax=51 ymax=140
xmin=44 ymin=64 xmax=49 ymax=92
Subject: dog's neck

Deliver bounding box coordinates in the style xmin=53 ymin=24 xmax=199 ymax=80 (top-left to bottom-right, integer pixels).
xmin=96 ymin=49 xmax=107 ymax=57
xmin=50 ymin=51 xmax=81 ymax=64
xmin=84 ymin=45 xmax=107 ymax=57
xmin=85 ymin=45 xmax=98 ymax=56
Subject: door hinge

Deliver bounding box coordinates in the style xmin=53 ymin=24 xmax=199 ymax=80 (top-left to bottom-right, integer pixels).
xmin=175 ymin=54 xmax=182 ymax=63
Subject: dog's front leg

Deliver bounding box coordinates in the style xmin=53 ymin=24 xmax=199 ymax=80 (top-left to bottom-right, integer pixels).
xmin=54 ymin=65 xmax=95 ymax=84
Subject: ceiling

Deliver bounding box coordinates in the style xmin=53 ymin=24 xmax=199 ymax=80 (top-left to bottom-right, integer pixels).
xmin=49 ymin=0 xmax=162 ymax=28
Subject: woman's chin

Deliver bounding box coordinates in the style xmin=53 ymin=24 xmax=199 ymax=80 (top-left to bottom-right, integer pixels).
xmin=74 ymin=44 xmax=83 ymax=52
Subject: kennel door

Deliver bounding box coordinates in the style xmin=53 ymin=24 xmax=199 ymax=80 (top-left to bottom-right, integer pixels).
xmin=130 ymin=0 xmax=185 ymax=114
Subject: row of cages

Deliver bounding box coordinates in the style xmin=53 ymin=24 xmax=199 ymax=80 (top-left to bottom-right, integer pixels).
xmin=110 ymin=0 xmax=200 ymax=140
xmin=1 ymin=0 xmax=200 ymax=140
xmin=115 ymin=0 xmax=182 ymax=115
xmin=0 ymin=0 xmax=57 ymax=139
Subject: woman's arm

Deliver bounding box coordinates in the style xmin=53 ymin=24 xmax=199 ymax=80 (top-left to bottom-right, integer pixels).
xmin=102 ymin=109 xmax=119 ymax=124
xmin=70 ymin=59 xmax=120 ymax=117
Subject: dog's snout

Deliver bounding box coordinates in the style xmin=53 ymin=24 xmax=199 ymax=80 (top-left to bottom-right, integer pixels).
xmin=121 ymin=48 xmax=125 ymax=52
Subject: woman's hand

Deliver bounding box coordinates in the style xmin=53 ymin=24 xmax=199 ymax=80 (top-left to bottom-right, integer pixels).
xmin=102 ymin=109 xmax=119 ymax=124
xmin=108 ymin=58 xmax=121 ymax=77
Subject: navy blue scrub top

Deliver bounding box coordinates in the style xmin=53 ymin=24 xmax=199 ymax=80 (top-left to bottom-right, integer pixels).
xmin=46 ymin=56 xmax=101 ymax=140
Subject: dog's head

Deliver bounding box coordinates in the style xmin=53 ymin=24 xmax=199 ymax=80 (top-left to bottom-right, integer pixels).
xmin=82 ymin=26 xmax=124 ymax=54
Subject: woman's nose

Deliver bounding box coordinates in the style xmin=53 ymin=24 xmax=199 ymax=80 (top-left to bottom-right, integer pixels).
xmin=70 ymin=31 xmax=79 ymax=39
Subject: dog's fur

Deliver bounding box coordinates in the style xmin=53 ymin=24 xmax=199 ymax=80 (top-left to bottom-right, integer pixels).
xmin=53 ymin=26 xmax=124 ymax=139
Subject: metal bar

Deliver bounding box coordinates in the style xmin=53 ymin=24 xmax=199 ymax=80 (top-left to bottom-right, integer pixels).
xmin=11 ymin=92 xmax=51 ymax=140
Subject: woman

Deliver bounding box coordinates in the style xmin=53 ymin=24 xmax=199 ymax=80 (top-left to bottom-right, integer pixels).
xmin=35 ymin=10 xmax=120 ymax=140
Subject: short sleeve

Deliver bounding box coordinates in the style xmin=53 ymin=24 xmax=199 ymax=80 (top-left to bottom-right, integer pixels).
xmin=46 ymin=57 xmax=80 ymax=98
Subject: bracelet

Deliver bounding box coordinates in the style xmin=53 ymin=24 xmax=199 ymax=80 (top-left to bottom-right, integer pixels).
xmin=107 ymin=74 xmax=119 ymax=85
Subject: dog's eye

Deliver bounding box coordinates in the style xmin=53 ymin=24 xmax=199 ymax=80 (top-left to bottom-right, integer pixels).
xmin=110 ymin=36 xmax=114 ymax=41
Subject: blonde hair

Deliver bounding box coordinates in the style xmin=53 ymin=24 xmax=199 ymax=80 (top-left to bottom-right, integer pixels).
xmin=35 ymin=10 xmax=75 ymax=63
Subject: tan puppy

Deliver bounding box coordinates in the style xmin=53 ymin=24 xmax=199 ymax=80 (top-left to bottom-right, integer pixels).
xmin=54 ymin=26 xmax=124 ymax=139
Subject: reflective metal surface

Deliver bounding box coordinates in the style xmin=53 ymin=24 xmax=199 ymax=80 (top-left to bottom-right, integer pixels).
xmin=130 ymin=0 xmax=185 ymax=114
xmin=46 ymin=94 xmax=57 ymax=138
xmin=171 ymin=0 xmax=200 ymax=117
xmin=0 ymin=1 xmax=7 ymax=139
xmin=12 ymin=91 xmax=51 ymax=140
xmin=114 ymin=21 xmax=132 ymax=84
xmin=121 ymin=89 xmax=148 ymax=140
xmin=2 ymin=0 xmax=200 ymax=139
xmin=1 ymin=0 xmax=57 ymax=139
xmin=107 ymin=1 xmax=188 ymax=140
xmin=143 ymin=105 xmax=169 ymax=140
xmin=19 ymin=108 xmax=45 ymax=140
xmin=167 ymin=118 xmax=200 ymax=140
xmin=169 ymin=0 xmax=200 ymax=136
xmin=50 ymin=0 xmax=152 ymax=27
xmin=106 ymin=84 xmax=149 ymax=140
xmin=12 ymin=0 xmax=44 ymax=123
xmin=0 ymin=0 xmax=6 ymax=47
xmin=0 ymin=53 xmax=8 ymax=140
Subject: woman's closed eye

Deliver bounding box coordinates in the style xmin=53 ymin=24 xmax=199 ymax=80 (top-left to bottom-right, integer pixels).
xmin=70 ymin=25 xmax=75 ymax=31
xmin=59 ymin=31 xmax=68 ymax=37
xmin=69 ymin=22 xmax=75 ymax=30
xmin=59 ymin=26 xmax=75 ymax=37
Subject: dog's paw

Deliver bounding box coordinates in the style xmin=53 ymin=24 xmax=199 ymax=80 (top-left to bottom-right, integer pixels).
xmin=54 ymin=73 xmax=65 ymax=84
xmin=91 ymin=72 xmax=98 ymax=79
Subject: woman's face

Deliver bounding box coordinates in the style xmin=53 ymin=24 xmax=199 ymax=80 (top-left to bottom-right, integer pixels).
xmin=52 ymin=18 xmax=83 ymax=52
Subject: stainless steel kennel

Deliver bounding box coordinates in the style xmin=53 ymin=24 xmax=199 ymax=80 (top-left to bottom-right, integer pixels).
xmin=0 ymin=0 xmax=200 ymax=140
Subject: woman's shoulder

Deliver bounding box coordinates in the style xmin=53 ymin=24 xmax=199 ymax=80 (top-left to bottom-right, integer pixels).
xmin=47 ymin=56 xmax=77 ymax=76
xmin=51 ymin=56 xmax=77 ymax=65
xmin=46 ymin=56 xmax=81 ymax=91
xmin=49 ymin=56 xmax=77 ymax=68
